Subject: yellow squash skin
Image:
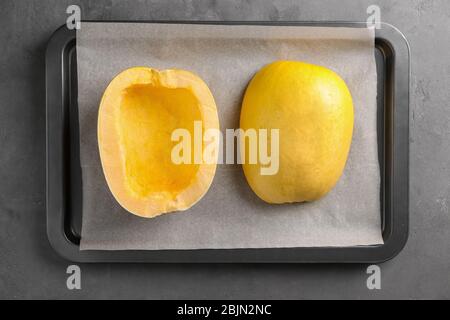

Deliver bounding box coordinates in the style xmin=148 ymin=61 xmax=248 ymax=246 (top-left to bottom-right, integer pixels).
xmin=240 ymin=61 xmax=354 ymax=204
xmin=98 ymin=67 xmax=219 ymax=218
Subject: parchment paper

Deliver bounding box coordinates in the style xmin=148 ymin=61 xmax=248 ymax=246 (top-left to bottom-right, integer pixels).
xmin=77 ymin=23 xmax=383 ymax=250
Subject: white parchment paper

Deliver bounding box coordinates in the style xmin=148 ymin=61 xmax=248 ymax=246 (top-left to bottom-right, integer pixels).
xmin=77 ymin=23 xmax=383 ymax=250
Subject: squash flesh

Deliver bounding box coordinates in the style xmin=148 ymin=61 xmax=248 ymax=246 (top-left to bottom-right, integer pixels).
xmin=118 ymin=84 xmax=201 ymax=199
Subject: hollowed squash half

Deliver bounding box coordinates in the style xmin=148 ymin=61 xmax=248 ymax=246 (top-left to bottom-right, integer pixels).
xmin=98 ymin=67 xmax=219 ymax=218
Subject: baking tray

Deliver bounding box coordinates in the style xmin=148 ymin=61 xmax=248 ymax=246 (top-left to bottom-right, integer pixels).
xmin=46 ymin=21 xmax=409 ymax=263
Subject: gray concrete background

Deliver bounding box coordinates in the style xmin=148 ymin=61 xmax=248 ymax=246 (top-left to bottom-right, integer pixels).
xmin=0 ymin=0 xmax=449 ymax=299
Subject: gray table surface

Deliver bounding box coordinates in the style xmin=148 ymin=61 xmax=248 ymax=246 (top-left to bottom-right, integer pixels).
xmin=1 ymin=0 xmax=449 ymax=299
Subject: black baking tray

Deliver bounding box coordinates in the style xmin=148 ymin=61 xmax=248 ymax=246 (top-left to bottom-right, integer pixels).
xmin=46 ymin=21 xmax=409 ymax=263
